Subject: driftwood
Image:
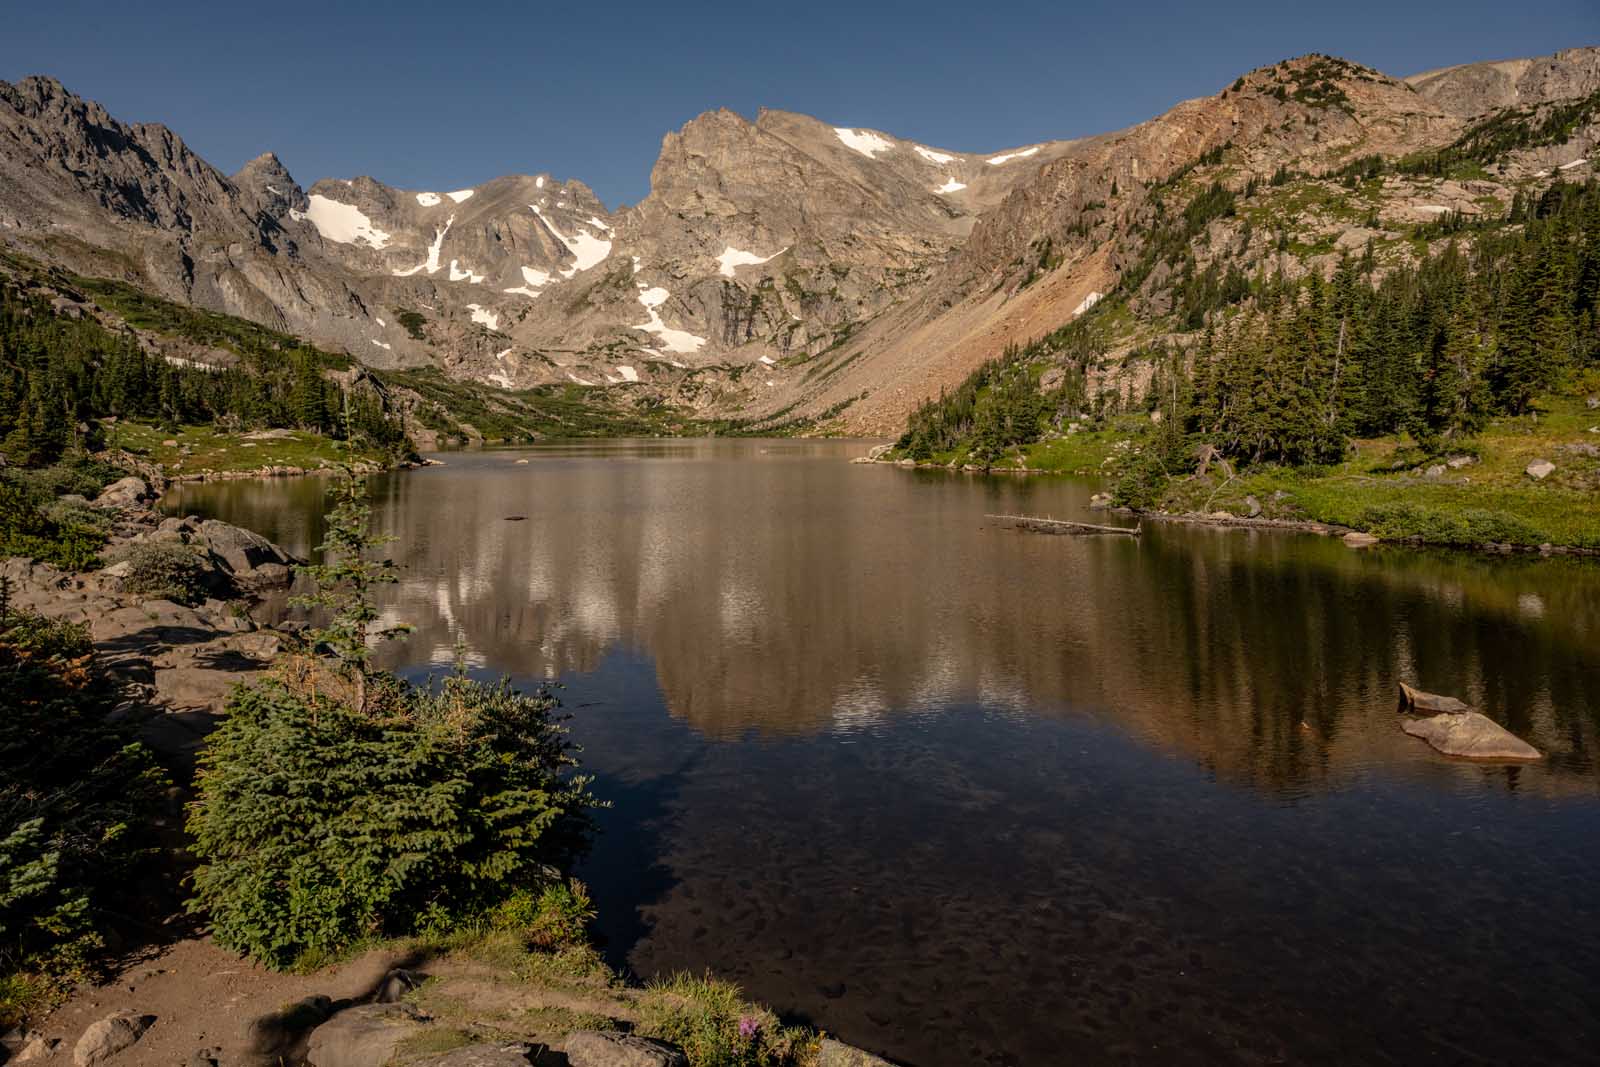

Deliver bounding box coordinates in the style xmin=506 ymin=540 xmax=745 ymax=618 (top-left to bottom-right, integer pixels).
xmin=988 ymin=514 xmax=1141 ymax=536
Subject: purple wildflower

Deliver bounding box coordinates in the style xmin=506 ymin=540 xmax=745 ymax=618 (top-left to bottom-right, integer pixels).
xmin=738 ymin=1016 xmax=760 ymax=1040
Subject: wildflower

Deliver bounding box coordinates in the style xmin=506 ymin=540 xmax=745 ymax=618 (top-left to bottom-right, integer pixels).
xmin=738 ymin=1016 xmax=760 ymax=1040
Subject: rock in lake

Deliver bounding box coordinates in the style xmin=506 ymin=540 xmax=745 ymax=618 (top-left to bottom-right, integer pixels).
xmin=1088 ymin=492 xmax=1113 ymax=509
xmin=1402 ymin=712 xmax=1542 ymax=761
xmin=74 ymin=1012 xmax=154 ymax=1066
xmin=1343 ymin=531 xmax=1380 ymax=548
xmin=1397 ymin=682 xmax=1470 ymax=714
xmin=564 ymin=1030 xmax=688 ymax=1067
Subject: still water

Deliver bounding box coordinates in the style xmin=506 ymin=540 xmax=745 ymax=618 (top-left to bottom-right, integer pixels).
xmin=165 ymin=439 xmax=1600 ymax=1066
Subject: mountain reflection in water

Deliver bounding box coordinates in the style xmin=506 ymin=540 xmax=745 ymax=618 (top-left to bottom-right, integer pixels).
xmin=165 ymin=439 xmax=1600 ymax=1066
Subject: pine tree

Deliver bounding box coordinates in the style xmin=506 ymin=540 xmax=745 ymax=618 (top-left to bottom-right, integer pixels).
xmin=291 ymin=470 xmax=410 ymax=714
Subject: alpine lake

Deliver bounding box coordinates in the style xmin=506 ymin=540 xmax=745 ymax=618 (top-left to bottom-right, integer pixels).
xmin=163 ymin=439 xmax=1600 ymax=1067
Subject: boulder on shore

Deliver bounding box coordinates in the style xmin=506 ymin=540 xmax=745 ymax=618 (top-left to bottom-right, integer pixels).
xmin=74 ymin=1012 xmax=154 ymax=1066
xmin=305 ymin=1004 xmax=426 ymax=1067
xmin=817 ymin=1038 xmax=900 ymax=1066
xmin=564 ymin=1030 xmax=688 ymax=1067
xmin=92 ymin=476 xmax=151 ymax=509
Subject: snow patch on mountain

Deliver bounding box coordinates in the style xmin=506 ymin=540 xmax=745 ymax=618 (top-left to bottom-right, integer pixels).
xmin=835 ymin=128 xmax=894 ymax=158
xmin=394 ymin=215 xmax=454 ymax=277
xmin=634 ymin=285 xmax=707 ymax=353
xmin=986 ymin=146 xmax=1040 ymax=165
xmin=615 ymin=365 xmax=640 ymax=382
xmin=535 ymin=176 xmax=545 ymax=188
xmin=467 ymin=304 xmax=499 ymax=330
xmin=301 ymin=194 xmax=391 ymax=248
xmin=416 ymin=192 xmax=442 ymax=207
xmin=1072 ymin=291 xmax=1103 ymax=318
xmin=532 ymin=205 xmax=612 ymax=277
xmin=447 ymin=189 xmax=475 ymax=203
xmin=504 ymin=265 xmax=554 ymax=298
xmin=449 ymin=259 xmax=485 ymax=284
xmin=716 ymin=245 xmax=787 ymax=277
xmin=914 ymin=146 xmax=955 ymax=164
xmin=935 ymin=178 xmax=967 ymax=194
xmin=371 ymin=339 xmax=392 ymax=350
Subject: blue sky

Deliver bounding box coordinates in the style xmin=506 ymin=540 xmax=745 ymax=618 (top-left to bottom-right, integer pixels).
xmin=3 ymin=0 xmax=1595 ymax=208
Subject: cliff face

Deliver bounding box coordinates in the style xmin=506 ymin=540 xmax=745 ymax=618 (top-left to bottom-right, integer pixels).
xmin=2 ymin=46 xmax=1597 ymax=430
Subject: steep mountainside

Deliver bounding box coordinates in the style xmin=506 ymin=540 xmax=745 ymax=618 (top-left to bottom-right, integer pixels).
xmin=792 ymin=48 xmax=1600 ymax=432
xmin=2 ymin=46 xmax=1597 ymax=433
xmin=0 ymin=78 xmax=1073 ymax=417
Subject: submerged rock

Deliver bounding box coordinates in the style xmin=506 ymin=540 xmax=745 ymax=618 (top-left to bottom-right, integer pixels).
xmin=1401 ymin=712 xmax=1542 ymax=761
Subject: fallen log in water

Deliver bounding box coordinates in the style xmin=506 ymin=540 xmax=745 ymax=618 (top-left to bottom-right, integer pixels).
xmin=988 ymin=514 xmax=1141 ymax=536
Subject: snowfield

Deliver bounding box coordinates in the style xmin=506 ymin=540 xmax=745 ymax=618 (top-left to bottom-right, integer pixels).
xmin=467 ymin=304 xmax=499 ymax=330
xmin=914 ymin=146 xmax=955 ymax=164
xmin=716 ymin=245 xmax=787 ymax=277
xmin=986 ymin=146 xmax=1040 ymax=165
xmin=835 ymin=127 xmax=895 ymax=158
xmin=416 ymin=192 xmax=442 ymax=207
xmin=532 ymin=205 xmax=612 ymax=277
xmin=1072 ymin=291 xmax=1103 ymax=318
xmin=504 ymin=265 xmax=553 ymax=298
xmin=300 ymin=194 xmax=391 ymax=248
xmin=447 ymin=189 xmax=475 ymax=203
xmin=634 ymin=285 xmax=707 ymax=353
xmin=935 ymin=178 xmax=967 ymax=194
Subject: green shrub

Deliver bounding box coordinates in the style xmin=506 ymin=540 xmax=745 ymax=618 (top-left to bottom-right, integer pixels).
xmin=0 ymin=609 xmax=165 ymax=1025
xmin=11 ymin=456 xmax=126 ymax=500
xmin=638 ymin=973 xmax=815 ymax=1067
xmin=186 ymin=671 xmax=600 ymax=969
xmin=108 ymin=541 xmax=213 ymax=604
xmin=0 ymin=477 xmax=105 ymax=570
xmin=1355 ymin=502 xmax=1545 ymax=546
xmin=493 ymin=880 xmax=596 ymax=950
